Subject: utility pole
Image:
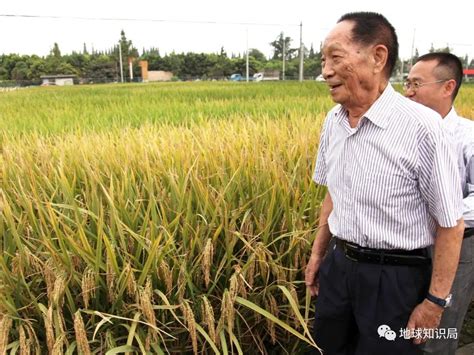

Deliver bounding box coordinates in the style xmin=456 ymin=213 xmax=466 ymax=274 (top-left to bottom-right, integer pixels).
xmin=400 ymin=60 xmax=404 ymax=82
xmin=118 ymin=42 xmax=124 ymax=83
xmin=465 ymin=55 xmax=469 ymax=81
xmin=129 ymin=58 xmax=133 ymax=81
xmin=282 ymin=32 xmax=285 ymax=81
xmin=409 ymin=28 xmax=416 ymax=70
xmin=246 ymin=28 xmax=249 ymax=82
xmin=299 ymin=22 xmax=304 ymax=82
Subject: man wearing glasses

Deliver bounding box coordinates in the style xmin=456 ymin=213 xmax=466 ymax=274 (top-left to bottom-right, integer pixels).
xmin=305 ymin=12 xmax=464 ymax=354
xmin=405 ymin=52 xmax=474 ymax=355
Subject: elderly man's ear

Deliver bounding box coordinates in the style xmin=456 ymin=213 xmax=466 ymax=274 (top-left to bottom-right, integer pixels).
xmin=372 ymin=44 xmax=389 ymax=75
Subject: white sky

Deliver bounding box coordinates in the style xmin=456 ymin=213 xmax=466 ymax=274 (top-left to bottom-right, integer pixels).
xmin=1 ymin=0 xmax=473 ymax=61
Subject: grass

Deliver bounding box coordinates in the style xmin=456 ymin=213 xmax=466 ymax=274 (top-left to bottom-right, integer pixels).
xmin=0 ymin=81 xmax=473 ymax=354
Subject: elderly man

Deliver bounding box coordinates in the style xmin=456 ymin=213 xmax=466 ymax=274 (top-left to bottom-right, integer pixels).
xmin=305 ymin=12 xmax=464 ymax=355
xmin=405 ymin=52 xmax=474 ymax=355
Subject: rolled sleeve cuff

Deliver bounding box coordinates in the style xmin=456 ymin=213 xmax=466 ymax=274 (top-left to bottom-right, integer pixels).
xmin=434 ymin=199 xmax=464 ymax=228
xmin=313 ymin=165 xmax=327 ymax=186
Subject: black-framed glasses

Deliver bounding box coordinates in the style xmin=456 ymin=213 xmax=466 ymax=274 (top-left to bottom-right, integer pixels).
xmin=403 ymin=79 xmax=449 ymax=91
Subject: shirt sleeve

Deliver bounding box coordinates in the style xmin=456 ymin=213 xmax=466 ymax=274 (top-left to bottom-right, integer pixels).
xmin=463 ymin=149 xmax=474 ymax=228
xmin=312 ymin=114 xmax=330 ymax=186
xmin=417 ymin=123 xmax=463 ymax=228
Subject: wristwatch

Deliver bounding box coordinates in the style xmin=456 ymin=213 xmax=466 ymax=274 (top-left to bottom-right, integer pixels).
xmin=426 ymin=292 xmax=453 ymax=308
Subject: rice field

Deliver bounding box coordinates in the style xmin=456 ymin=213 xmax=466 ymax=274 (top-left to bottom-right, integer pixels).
xmin=1 ymin=82 xmax=473 ymax=354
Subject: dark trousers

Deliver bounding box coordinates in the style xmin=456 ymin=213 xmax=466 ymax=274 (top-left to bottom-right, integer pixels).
xmin=422 ymin=233 xmax=474 ymax=355
xmin=312 ymin=242 xmax=431 ymax=355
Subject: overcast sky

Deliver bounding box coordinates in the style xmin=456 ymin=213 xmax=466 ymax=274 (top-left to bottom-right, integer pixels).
xmin=1 ymin=0 xmax=473 ymax=61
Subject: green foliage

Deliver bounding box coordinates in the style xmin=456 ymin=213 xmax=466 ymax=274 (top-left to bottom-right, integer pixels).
xmin=0 ymin=31 xmax=318 ymax=83
xmin=2 ymin=82 xmax=473 ymax=353
xmin=10 ymin=61 xmax=30 ymax=81
xmin=115 ymin=30 xmax=139 ymax=79
xmin=249 ymin=48 xmax=267 ymax=62
xmin=0 ymin=82 xmax=335 ymax=353
xmin=85 ymin=54 xmax=118 ymax=83
xmin=270 ymin=33 xmax=298 ymax=60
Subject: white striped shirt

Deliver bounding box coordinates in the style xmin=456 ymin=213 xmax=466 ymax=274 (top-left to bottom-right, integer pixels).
xmin=443 ymin=108 xmax=474 ymax=228
xmin=313 ymin=84 xmax=463 ymax=250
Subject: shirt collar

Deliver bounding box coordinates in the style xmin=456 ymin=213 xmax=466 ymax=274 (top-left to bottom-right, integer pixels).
xmin=333 ymin=84 xmax=396 ymax=129
xmin=443 ymin=107 xmax=457 ymax=123
xmin=362 ymin=84 xmax=396 ymax=129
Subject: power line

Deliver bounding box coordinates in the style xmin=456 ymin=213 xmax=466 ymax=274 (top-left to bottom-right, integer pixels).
xmin=0 ymin=13 xmax=299 ymax=27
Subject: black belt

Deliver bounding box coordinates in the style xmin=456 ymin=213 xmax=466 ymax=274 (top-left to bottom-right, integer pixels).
xmin=335 ymin=238 xmax=431 ymax=266
xmin=464 ymin=228 xmax=474 ymax=239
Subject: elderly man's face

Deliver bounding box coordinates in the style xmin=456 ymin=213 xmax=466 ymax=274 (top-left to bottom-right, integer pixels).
xmin=321 ymin=21 xmax=376 ymax=107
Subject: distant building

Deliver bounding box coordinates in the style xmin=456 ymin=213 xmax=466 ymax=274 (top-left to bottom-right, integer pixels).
xmin=148 ymin=71 xmax=174 ymax=82
xmin=139 ymin=61 xmax=174 ymax=82
xmin=41 ymin=75 xmax=76 ymax=86
xmin=262 ymin=69 xmax=280 ymax=81
xmin=463 ymin=69 xmax=474 ymax=81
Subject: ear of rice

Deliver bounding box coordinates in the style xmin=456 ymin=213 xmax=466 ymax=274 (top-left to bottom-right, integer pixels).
xmin=74 ymin=311 xmax=91 ymax=355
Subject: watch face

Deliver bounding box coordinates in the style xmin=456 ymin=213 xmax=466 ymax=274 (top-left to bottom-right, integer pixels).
xmin=445 ymin=294 xmax=453 ymax=307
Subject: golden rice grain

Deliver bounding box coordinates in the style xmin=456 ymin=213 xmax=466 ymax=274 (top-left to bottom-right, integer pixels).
xmin=159 ymin=260 xmax=173 ymax=295
xmin=19 ymin=324 xmax=30 ymax=355
xmin=177 ymin=263 xmax=186 ymax=302
xmin=181 ymin=300 xmax=197 ymax=354
xmin=0 ymin=316 xmax=12 ymax=355
xmin=43 ymin=307 xmax=54 ymax=354
xmin=44 ymin=259 xmax=56 ymax=305
xmin=202 ymin=238 xmax=213 ymax=288
xmin=124 ymin=263 xmax=137 ymax=298
xmin=74 ymin=310 xmax=91 ymax=355
xmin=52 ymin=273 xmax=67 ymax=308
xmin=106 ymin=254 xmax=116 ymax=303
xmin=201 ymin=296 xmax=216 ymax=344
xmin=139 ymin=277 xmax=157 ymax=342
xmin=81 ymin=267 xmax=96 ymax=309
xmin=51 ymin=334 xmax=65 ymax=355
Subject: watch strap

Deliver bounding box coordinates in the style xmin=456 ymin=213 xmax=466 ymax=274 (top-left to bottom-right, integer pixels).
xmin=426 ymin=292 xmax=447 ymax=308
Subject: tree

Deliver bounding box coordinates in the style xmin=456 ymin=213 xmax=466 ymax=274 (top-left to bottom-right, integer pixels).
xmin=219 ymin=46 xmax=227 ymax=58
xmin=116 ymin=30 xmax=139 ymax=80
xmin=308 ymin=43 xmax=316 ymax=59
xmin=141 ymin=49 xmax=162 ymax=71
xmin=206 ymin=53 xmax=233 ymax=79
xmin=248 ymin=48 xmax=267 ymax=63
xmin=51 ymin=43 xmax=61 ymax=58
xmin=231 ymin=57 xmax=263 ymax=76
xmin=413 ymin=48 xmax=419 ymax=62
xmin=86 ymin=54 xmax=117 ymax=83
xmin=64 ymin=52 xmax=90 ymax=77
xmin=160 ymin=52 xmax=184 ymax=76
xmin=429 ymin=44 xmax=451 ymax=53
xmin=45 ymin=43 xmax=65 ymax=74
xmin=11 ymin=61 xmax=30 ymax=81
xmin=28 ymin=55 xmax=47 ymax=79
xmin=0 ymin=54 xmax=23 ymax=79
xmin=462 ymin=55 xmax=469 ymax=68
xmin=270 ymin=33 xmax=297 ymax=60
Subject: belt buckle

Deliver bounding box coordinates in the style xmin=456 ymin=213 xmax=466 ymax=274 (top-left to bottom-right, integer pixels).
xmin=343 ymin=243 xmax=360 ymax=262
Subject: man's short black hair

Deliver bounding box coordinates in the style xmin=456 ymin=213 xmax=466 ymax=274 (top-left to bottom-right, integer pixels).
xmin=416 ymin=52 xmax=463 ymax=101
xmin=338 ymin=12 xmax=399 ymax=79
